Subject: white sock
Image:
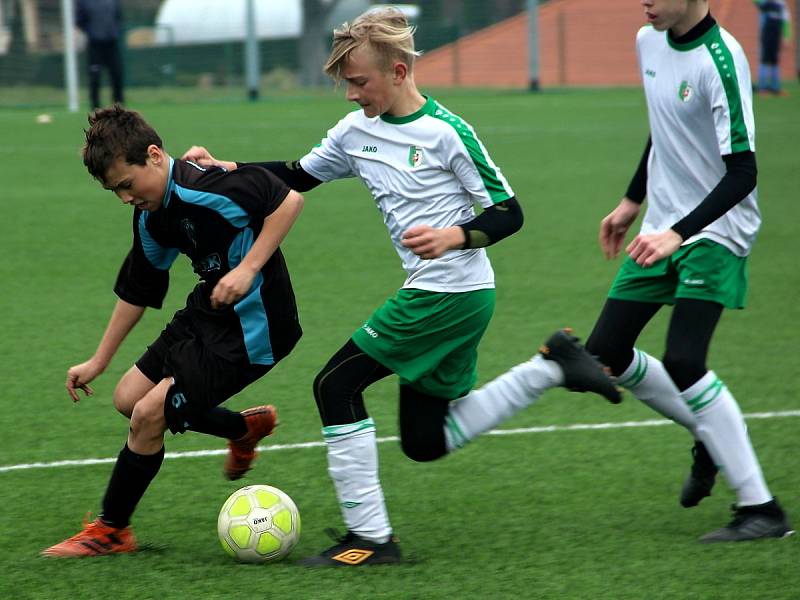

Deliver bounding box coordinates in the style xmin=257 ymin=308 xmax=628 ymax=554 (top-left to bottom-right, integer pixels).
xmin=322 ymin=418 xmax=392 ymax=543
xmin=682 ymin=371 xmax=772 ymax=506
xmin=444 ymin=354 xmax=563 ymax=451
xmin=618 ymin=349 xmax=697 ymax=432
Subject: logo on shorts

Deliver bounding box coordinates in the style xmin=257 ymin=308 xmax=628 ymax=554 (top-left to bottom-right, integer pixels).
xmin=408 ymin=145 xmax=423 ymax=167
xmin=361 ymin=323 xmax=379 ymax=338
xmin=683 ymin=278 xmax=705 ymax=286
xmin=678 ymin=80 xmax=694 ymax=102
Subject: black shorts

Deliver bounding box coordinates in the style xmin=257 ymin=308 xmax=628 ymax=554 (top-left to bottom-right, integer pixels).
xmin=136 ymin=308 xmax=272 ymax=432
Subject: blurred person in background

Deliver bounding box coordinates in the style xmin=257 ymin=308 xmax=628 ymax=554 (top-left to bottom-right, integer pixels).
xmin=76 ymin=0 xmax=125 ymax=109
xmin=753 ymin=0 xmax=793 ymax=95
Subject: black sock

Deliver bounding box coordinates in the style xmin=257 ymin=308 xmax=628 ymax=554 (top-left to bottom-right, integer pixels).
xmin=100 ymin=444 xmax=164 ymax=528
xmin=187 ymin=407 xmax=247 ymax=440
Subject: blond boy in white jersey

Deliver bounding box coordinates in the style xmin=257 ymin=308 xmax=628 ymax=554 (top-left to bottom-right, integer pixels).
xmin=184 ymin=8 xmax=620 ymax=565
xmin=584 ymin=0 xmax=792 ymax=542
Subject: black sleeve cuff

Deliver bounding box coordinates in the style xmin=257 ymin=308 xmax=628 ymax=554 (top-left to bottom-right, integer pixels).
xmin=671 ymin=151 xmax=757 ymax=240
xmin=459 ymin=197 xmax=523 ymax=249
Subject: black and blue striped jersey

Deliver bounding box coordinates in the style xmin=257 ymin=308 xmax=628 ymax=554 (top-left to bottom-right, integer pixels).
xmin=114 ymin=158 xmax=301 ymax=366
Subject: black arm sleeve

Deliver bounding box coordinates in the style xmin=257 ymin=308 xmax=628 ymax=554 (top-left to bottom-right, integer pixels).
xmin=458 ymin=197 xmax=524 ymax=249
xmin=670 ymin=151 xmax=757 ymax=241
xmin=236 ymin=160 xmax=322 ymax=192
xmin=625 ymin=136 xmax=652 ymax=204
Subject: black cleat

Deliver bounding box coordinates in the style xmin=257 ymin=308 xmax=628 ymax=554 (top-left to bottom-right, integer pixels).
xmin=699 ymin=499 xmax=795 ymax=543
xmin=298 ymin=530 xmax=402 ymax=567
xmin=540 ymin=329 xmax=622 ymax=404
xmin=680 ymin=441 xmax=718 ymax=508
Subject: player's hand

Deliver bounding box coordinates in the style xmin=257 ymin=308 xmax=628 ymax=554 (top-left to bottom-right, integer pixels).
xmin=181 ymin=145 xmax=215 ymax=164
xmin=626 ymin=229 xmax=683 ymax=267
xmin=401 ymin=225 xmax=465 ymax=260
xmin=180 ymin=146 xmax=237 ymax=171
xmin=599 ymin=197 xmax=641 ymax=259
xmin=210 ymin=265 xmax=257 ymax=309
xmin=65 ymin=360 xmax=102 ymax=402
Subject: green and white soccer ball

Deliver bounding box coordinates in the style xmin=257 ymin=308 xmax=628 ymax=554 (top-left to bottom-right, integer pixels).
xmin=217 ymin=484 xmax=301 ymax=564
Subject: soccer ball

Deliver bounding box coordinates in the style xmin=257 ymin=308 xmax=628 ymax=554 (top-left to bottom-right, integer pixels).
xmin=217 ymin=484 xmax=301 ymax=563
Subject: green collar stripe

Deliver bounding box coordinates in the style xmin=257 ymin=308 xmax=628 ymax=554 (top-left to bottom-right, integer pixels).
xmin=380 ymin=96 xmax=437 ymax=124
xmin=431 ymin=101 xmax=509 ymax=203
xmin=704 ymin=30 xmax=751 ymax=153
xmin=322 ymin=417 xmax=376 ymax=439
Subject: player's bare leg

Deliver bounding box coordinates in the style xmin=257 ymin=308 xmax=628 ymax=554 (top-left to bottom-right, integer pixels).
xmin=113 ymin=365 xmax=158 ymax=418
xmin=42 ymin=380 xmax=170 ymax=557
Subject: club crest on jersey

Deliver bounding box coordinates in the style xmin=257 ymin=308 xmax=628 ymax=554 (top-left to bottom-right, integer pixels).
xmin=181 ymin=218 xmax=198 ymax=249
xmin=678 ymin=80 xmax=694 ymax=102
xmin=408 ymin=145 xmax=423 ymax=167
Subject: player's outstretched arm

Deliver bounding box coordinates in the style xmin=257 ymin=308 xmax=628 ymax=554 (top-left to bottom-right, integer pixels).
xmin=66 ymin=299 xmax=146 ymax=402
xmin=242 ymin=161 xmax=322 ymax=192
xmin=210 ymin=190 xmax=305 ymax=309
xmin=180 ymin=148 xmax=322 ymax=193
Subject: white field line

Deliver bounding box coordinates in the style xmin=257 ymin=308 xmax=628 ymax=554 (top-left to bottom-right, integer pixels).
xmin=3 ymin=410 xmax=799 ymax=474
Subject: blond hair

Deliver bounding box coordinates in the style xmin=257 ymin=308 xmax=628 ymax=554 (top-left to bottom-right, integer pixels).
xmin=324 ymin=7 xmax=420 ymax=80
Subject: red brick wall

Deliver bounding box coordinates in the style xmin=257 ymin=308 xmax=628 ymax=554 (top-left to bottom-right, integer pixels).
xmin=414 ymin=0 xmax=797 ymax=88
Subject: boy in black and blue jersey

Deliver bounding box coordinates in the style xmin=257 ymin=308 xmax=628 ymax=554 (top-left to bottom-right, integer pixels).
xmin=42 ymin=105 xmax=304 ymax=557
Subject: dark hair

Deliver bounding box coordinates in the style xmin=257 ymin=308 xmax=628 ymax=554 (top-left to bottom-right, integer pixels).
xmin=82 ymin=104 xmax=163 ymax=182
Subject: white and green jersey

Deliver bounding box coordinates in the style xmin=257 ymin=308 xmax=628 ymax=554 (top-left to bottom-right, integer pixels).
xmin=637 ymin=24 xmax=760 ymax=256
xmin=299 ymin=96 xmax=514 ymax=292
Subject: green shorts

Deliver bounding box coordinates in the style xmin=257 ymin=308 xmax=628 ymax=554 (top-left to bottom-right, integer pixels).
xmin=351 ymin=288 xmax=496 ymax=399
xmin=608 ymin=239 xmax=749 ymax=309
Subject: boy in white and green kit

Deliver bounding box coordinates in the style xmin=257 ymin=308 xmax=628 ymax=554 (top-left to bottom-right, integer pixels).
xmin=184 ymin=7 xmax=620 ymax=565
xmin=585 ymin=0 xmax=792 ymax=543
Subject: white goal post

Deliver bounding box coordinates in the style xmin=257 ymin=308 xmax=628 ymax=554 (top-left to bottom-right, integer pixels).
xmin=61 ymin=0 xmax=78 ymax=111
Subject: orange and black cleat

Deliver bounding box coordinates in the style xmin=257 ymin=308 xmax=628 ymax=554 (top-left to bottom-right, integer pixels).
xmin=41 ymin=517 xmax=137 ymax=558
xmin=224 ymin=405 xmax=278 ymax=480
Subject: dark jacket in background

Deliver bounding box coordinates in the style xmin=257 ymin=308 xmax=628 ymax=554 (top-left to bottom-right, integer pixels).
xmin=76 ymin=0 xmax=121 ymax=42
